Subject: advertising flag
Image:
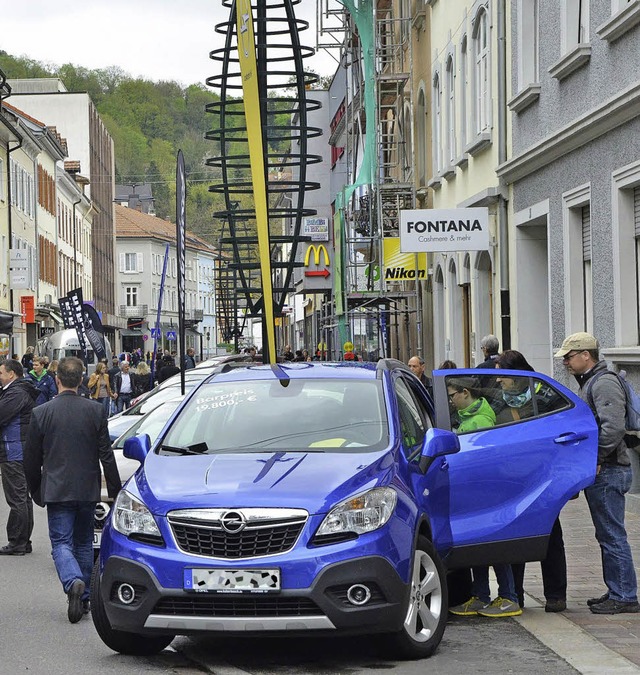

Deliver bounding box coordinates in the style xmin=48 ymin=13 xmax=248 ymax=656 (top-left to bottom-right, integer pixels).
xmin=66 ymin=287 xmax=89 ymax=363
xmin=82 ymin=303 xmax=107 ymax=362
xmin=176 ymin=150 xmax=187 ymax=395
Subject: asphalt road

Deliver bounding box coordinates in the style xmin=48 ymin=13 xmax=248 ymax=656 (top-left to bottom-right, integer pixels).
xmin=0 ymin=495 xmax=579 ymax=675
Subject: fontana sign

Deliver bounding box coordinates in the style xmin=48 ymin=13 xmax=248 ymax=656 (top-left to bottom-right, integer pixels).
xmin=400 ymin=208 xmax=490 ymax=253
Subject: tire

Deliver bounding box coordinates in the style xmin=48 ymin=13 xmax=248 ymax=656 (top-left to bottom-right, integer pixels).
xmin=90 ymin=561 xmax=174 ymax=656
xmin=386 ymin=535 xmax=448 ymax=660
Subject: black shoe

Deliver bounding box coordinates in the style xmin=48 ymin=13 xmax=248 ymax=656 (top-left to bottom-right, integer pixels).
xmin=82 ymin=600 xmax=91 ymax=615
xmin=590 ymin=599 xmax=640 ymax=615
xmin=25 ymin=543 xmax=32 ymax=554
xmin=545 ymin=599 xmax=567 ymax=613
xmin=587 ymin=592 xmax=609 ymax=607
xmin=67 ymin=579 xmax=86 ymax=623
xmin=0 ymin=545 xmax=26 ymax=556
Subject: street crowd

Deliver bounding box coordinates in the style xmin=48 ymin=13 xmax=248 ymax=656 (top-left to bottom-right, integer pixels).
xmin=0 ymin=331 xmax=637 ymax=627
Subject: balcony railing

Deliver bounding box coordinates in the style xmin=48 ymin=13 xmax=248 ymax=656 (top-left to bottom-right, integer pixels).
xmin=120 ymin=305 xmax=148 ymax=317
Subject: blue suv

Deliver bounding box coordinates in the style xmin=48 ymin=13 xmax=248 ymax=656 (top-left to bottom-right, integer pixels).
xmin=92 ymin=360 xmax=597 ymax=659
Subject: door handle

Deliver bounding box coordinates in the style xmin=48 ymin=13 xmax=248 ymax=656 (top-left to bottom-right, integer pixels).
xmin=554 ymin=432 xmax=588 ymax=444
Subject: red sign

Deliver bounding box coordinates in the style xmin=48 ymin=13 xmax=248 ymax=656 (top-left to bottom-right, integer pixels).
xmin=20 ymin=295 xmax=35 ymax=324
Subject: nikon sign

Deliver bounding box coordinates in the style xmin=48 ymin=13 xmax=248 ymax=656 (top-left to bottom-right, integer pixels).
xmin=400 ymin=208 xmax=490 ymax=253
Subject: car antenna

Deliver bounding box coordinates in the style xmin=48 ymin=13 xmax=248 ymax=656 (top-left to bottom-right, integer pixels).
xmin=270 ymin=363 xmax=290 ymax=387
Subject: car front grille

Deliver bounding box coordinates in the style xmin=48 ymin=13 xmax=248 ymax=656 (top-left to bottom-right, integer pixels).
xmin=167 ymin=508 xmax=308 ymax=559
xmin=153 ymin=595 xmax=323 ymax=617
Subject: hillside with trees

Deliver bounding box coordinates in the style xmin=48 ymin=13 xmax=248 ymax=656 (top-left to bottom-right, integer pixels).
xmin=0 ymin=51 xmax=292 ymax=245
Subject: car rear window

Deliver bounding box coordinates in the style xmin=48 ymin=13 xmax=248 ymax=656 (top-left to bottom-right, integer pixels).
xmin=159 ymin=379 xmax=389 ymax=454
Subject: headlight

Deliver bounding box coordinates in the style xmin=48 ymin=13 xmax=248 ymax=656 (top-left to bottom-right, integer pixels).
xmin=113 ymin=490 xmax=162 ymax=539
xmin=316 ymin=487 xmax=397 ymax=536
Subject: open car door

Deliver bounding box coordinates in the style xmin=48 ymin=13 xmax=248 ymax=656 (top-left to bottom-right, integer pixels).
xmin=431 ymin=368 xmax=597 ymax=569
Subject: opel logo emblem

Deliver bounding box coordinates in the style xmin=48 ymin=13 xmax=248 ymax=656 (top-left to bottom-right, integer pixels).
xmin=221 ymin=510 xmax=246 ymax=533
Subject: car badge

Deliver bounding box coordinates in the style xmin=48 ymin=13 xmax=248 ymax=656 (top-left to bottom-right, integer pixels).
xmin=220 ymin=510 xmax=246 ymax=534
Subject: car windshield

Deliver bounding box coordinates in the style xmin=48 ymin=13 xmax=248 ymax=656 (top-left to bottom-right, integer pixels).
xmin=159 ymin=378 xmax=389 ymax=455
xmin=114 ymin=400 xmax=182 ymax=449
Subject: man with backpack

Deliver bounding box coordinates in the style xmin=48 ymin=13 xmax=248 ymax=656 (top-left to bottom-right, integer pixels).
xmin=556 ymin=331 xmax=639 ymax=614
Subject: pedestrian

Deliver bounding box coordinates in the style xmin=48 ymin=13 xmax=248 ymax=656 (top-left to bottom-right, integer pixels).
xmin=495 ymin=349 xmax=568 ymax=613
xmin=157 ymin=355 xmax=180 ymax=383
xmin=25 ymin=356 xmax=58 ymax=406
xmin=87 ymin=362 xmax=115 ymax=418
xmin=112 ymin=361 xmax=135 ymax=412
xmin=282 ymin=345 xmax=294 ymax=361
xmin=447 ymin=376 xmax=521 ymax=617
xmin=20 ymin=346 xmax=34 ymax=372
xmin=184 ymin=347 xmax=197 ymax=370
xmin=132 ymin=361 xmax=153 ymax=397
xmin=23 ymin=357 xmax=122 ymax=623
xmin=48 ymin=359 xmax=59 ymax=380
xmin=0 ymin=359 xmax=39 ymax=556
xmin=555 ymin=332 xmax=639 ymax=614
xmin=476 ymin=334 xmax=500 ymax=368
xmin=407 ymin=355 xmax=433 ymax=393
xmin=438 ymin=360 xmax=457 ymax=369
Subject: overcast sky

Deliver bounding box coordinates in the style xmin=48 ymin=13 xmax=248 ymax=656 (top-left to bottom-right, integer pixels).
xmin=1 ymin=0 xmax=340 ymax=87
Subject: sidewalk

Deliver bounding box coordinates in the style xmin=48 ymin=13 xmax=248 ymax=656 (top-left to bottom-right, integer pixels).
xmin=516 ymin=493 xmax=640 ymax=673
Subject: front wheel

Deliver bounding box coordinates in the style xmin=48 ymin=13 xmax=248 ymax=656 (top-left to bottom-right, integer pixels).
xmin=91 ymin=561 xmax=174 ymax=656
xmin=386 ymin=535 xmax=448 ymax=660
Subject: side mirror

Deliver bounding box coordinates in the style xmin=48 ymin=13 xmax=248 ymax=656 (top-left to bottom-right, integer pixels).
xmin=418 ymin=428 xmax=460 ymax=472
xmin=123 ymin=434 xmax=151 ymax=463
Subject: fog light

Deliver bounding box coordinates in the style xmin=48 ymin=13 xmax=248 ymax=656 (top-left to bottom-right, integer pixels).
xmin=117 ymin=583 xmax=136 ymax=605
xmin=347 ymin=584 xmax=371 ymax=606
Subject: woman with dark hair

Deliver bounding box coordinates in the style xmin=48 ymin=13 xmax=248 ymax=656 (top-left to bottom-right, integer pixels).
xmin=438 ymin=360 xmax=457 ymax=369
xmin=496 ymin=350 xmax=567 ymax=613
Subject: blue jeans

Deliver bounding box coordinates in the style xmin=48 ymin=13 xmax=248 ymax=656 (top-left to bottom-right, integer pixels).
xmin=472 ymin=564 xmax=517 ymax=603
xmin=115 ymin=393 xmax=133 ymax=413
xmin=584 ymin=464 xmax=638 ymax=602
xmin=47 ymin=501 xmax=95 ymax=600
xmin=96 ymin=397 xmax=111 ymax=418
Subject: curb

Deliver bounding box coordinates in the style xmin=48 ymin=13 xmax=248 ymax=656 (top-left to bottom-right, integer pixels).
xmin=626 ymin=492 xmax=640 ymax=515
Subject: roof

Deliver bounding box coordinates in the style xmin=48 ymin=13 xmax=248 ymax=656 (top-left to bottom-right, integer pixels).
xmin=115 ymin=204 xmax=217 ymax=254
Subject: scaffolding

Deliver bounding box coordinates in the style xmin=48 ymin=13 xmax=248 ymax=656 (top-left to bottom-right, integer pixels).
xmin=318 ymin=1 xmax=421 ymax=361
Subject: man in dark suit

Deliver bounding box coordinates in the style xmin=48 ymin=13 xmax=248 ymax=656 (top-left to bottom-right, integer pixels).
xmin=23 ymin=357 xmax=122 ymax=624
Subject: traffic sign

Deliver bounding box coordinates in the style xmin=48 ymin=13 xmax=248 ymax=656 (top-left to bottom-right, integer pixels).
xmin=142 ymin=334 xmax=149 ymax=341
xmin=150 ymin=328 xmax=161 ymax=338
xmin=167 ymin=330 xmax=177 ymax=341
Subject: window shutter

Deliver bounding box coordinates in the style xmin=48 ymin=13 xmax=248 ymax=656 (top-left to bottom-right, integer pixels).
xmin=137 ymin=252 xmax=143 ymax=272
xmin=634 ymin=187 xmax=640 ymax=238
xmin=119 ymin=252 xmax=125 ymax=272
xmin=582 ymin=205 xmax=591 ymax=262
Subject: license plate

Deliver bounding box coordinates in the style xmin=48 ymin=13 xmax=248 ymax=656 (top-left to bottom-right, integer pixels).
xmin=184 ymin=568 xmax=280 ymax=593
xmin=93 ymin=531 xmax=101 ymax=548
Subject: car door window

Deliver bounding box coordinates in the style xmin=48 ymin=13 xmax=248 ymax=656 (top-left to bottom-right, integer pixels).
xmin=394 ymin=378 xmax=428 ymax=459
xmin=445 ymin=374 xmax=571 ymax=432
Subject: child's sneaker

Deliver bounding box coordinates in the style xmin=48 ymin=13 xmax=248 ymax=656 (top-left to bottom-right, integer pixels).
xmin=477 ymin=597 xmax=523 ymax=617
xmin=449 ymin=596 xmax=489 ymax=616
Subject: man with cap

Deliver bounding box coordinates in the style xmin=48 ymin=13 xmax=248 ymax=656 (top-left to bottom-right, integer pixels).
xmin=555 ymin=331 xmax=638 ymax=614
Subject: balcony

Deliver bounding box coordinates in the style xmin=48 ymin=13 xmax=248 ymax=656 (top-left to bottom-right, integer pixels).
xmin=119 ymin=305 xmax=149 ymax=318
xmin=190 ymin=309 xmax=204 ymax=321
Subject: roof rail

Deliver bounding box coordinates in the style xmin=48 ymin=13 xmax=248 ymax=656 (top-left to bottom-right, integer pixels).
xmin=376 ymin=358 xmax=410 ymax=377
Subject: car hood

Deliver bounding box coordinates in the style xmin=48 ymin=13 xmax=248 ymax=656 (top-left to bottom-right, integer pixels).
xmin=136 ymin=449 xmax=395 ymax=516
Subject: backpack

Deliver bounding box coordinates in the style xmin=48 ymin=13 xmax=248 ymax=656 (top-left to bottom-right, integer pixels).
xmin=585 ymin=369 xmax=640 ymax=437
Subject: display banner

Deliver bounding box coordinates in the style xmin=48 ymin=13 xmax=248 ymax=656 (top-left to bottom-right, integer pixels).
xmin=58 ymin=297 xmax=75 ymax=329
xmin=400 ymin=208 xmax=490 ymax=253
xmin=150 ymin=243 xmax=170 ymax=384
xmin=66 ymin=287 xmax=89 ymax=364
xmin=82 ymin=303 xmax=107 ymax=362
xmin=176 ymin=150 xmax=187 ymax=395
xmin=236 ymin=0 xmax=276 ymax=363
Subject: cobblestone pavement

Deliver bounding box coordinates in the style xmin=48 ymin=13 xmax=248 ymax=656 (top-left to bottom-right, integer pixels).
xmin=520 ymin=493 xmax=640 ymax=669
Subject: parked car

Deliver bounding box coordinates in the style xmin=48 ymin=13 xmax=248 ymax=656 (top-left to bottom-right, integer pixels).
xmin=92 ymin=361 xmax=597 ymax=658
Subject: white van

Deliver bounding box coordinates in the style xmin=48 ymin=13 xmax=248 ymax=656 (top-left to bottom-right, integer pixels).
xmin=35 ymin=329 xmax=113 ymax=374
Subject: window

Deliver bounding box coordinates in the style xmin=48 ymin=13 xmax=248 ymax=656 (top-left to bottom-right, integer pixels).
xmin=445 ymin=374 xmax=570 ymax=433
xmin=460 ymin=37 xmax=468 ymax=154
xmin=416 ymin=88 xmax=427 ymax=187
xmin=395 ymin=378 xmax=428 ymax=457
xmin=473 ymin=7 xmax=490 ymax=134
xmin=432 ymin=73 xmax=443 ymax=174
xmin=562 ymin=0 xmax=589 ymax=51
xmin=125 ymin=286 xmax=138 ymax=307
xmin=0 ymin=158 xmax=3 ymax=201
xmin=120 ymin=252 xmax=143 ymax=273
xmin=518 ymin=0 xmax=539 ymax=88
xmin=562 ymin=184 xmax=592 ymax=336
xmin=445 ymin=56 xmax=456 ymax=166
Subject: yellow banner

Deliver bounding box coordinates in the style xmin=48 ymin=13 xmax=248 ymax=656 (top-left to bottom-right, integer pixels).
xmin=236 ymin=1 xmax=276 ymax=363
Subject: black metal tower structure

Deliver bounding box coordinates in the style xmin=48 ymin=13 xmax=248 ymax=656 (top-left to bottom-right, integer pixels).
xmin=207 ymin=0 xmax=322 ymax=360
